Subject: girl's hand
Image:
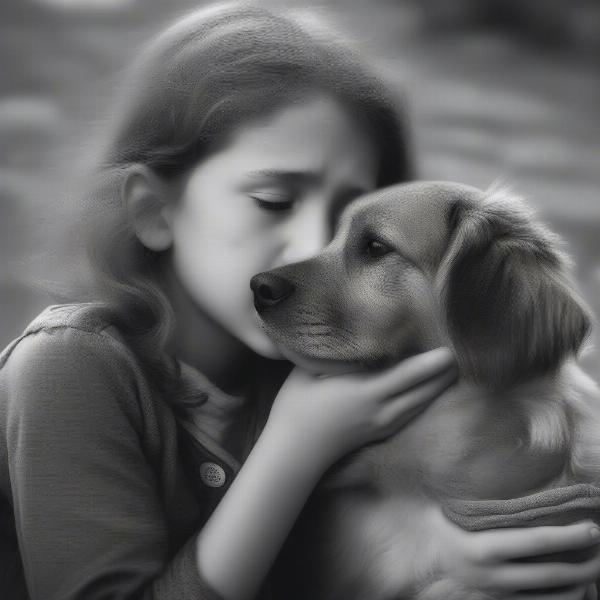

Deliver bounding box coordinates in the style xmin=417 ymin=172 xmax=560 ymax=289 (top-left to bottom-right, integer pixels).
xmin=265 ymin=347 xmax=457 ymax=468
xmin=434 ymin=509 xmax=600 ymax=600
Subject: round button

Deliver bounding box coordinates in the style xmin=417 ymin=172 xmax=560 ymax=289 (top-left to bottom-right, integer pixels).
xmin=199 ymin=462 xmax=226 ymax=488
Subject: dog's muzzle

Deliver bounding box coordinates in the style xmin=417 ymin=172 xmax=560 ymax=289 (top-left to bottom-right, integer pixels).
xmin=250 ymin=272 xmax=295 ymax=312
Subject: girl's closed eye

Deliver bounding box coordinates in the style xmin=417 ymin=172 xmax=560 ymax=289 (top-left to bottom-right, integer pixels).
xmin=250 ymin=189 xmax=296 ymax=212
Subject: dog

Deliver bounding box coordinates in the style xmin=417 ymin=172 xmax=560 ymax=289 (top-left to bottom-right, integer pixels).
xmin=250 ymin=181 xmax=600 ymax=600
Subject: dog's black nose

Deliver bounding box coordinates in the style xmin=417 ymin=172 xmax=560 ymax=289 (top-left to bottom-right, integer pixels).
xmin=250 ymin=273 xmax=295 ymax=311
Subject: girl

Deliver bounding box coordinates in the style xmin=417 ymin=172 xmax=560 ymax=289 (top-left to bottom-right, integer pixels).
xmin=1 ymin=3 xmax=599 ymax=600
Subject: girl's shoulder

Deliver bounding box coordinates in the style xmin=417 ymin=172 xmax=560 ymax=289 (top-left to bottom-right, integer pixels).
xmin=0 ymin=302 xmax=148 ymax=410
xmin=0 ymin=301 xmax=127 ymax=368
xmin=4 ymin=300 xmax=114 ymax=343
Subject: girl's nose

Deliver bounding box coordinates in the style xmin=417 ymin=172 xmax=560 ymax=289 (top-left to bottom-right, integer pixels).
xmin=279 ymin=203 xmax=330 ymax=265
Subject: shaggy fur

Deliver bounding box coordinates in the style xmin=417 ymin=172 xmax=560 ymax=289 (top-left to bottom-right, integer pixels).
xmin=251 ymin=181 xmax=600 ymax=600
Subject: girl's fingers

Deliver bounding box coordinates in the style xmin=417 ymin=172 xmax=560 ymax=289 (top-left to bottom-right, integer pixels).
xmin=488 ymin=554 xmax=600 ymax=591
xmin=359 ymin=347 xmax=456 ymax=398
xmin=379 ymin=367 xmax=458 ymax=426
xmin=477 ymin=522 xmax=600 ymax=561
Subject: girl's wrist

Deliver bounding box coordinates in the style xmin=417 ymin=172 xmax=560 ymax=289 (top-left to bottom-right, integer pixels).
xmin=260 ymin=418 xmax=334 ymax=479
xmin=195 ymin=416 xmax=332 ymax=599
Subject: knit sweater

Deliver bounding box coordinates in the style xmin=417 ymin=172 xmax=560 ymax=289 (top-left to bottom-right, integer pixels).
xmin=0 ymin=302 xmax=275 ymax=600
xmin=5 ymin=303 xmax=597 ymax=599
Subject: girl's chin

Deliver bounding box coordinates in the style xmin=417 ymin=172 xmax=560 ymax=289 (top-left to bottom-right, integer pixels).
xmin=246 ymin=328 xmax=287 ymax=360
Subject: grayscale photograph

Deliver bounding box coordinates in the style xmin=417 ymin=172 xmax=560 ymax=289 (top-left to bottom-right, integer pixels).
xmin=1 ymin=1 xmax=600 ymax=599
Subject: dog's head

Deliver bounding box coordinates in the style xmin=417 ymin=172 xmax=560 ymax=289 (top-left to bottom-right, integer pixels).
xmin=252 ymin=181 xmax=591 ymax=389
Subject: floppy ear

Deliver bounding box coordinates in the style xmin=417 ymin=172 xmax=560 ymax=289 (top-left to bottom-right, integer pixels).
xmin=439 ymin=186 xmax=591 ymax=390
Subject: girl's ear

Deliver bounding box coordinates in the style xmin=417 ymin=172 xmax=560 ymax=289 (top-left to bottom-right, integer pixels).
xmin=437 ymin=186 xmax=591 ymax=390
xmin=123 ymin=164 xmax=175 ymax=252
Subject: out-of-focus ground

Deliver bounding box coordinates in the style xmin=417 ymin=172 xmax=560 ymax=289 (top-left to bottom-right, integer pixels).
xmin=1 ymin=0 xmax=599 ymax=375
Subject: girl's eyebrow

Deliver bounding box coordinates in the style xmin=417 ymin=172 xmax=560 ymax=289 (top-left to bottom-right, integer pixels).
xmin=244 ymin=170 xmax=371 ymax=198
xmin=245 ymin=169 xmax=322 ymax=185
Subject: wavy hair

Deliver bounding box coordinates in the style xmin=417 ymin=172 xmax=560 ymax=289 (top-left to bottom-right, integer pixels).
xmin=77 ymin=1 xmax=414 ymax=431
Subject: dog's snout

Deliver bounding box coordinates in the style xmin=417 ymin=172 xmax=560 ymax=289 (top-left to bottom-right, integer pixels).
xmin=250 ymin=273 xmax=295 ymax=311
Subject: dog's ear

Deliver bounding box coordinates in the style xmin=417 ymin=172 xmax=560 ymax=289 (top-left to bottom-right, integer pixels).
xmin=438 ymin=185 xmax=591 ymax=389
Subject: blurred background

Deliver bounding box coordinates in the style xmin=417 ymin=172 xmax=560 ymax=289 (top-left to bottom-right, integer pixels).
xmin=1 ymin=0 xmax=599 ymax=375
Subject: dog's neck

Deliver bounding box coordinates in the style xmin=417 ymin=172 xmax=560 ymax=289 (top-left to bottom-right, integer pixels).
xmin=324 ymin=367 xmax=571 ymax=501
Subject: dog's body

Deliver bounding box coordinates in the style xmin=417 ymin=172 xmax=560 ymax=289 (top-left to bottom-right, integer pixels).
xmin=270 ymin=365 xmax=600 ymax=600
xmin=250 ymin=181 xmax=600 ymax=600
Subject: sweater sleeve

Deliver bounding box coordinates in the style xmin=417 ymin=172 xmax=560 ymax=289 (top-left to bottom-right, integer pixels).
xmin=2 ymin=326 xmax=225 ymax=600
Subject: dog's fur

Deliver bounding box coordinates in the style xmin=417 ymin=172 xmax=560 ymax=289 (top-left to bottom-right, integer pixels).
xmin=251 ymin=181 xmax=600 ymax=600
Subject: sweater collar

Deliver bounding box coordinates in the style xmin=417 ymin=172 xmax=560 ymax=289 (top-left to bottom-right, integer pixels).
xmin=173 ymin=358 xmax=251 ymax=474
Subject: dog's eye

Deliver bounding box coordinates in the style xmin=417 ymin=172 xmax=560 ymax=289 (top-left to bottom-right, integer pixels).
xmin=365 ymin=239 xmax=392 ymax=258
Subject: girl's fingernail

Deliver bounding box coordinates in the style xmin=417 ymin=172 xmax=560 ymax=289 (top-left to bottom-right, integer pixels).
xmin=590 ymin=527 xmax=600 ymax=540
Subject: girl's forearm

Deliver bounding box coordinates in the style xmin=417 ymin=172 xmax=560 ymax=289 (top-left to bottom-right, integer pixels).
xmin=194 ymin=421 xmax=327 ymax=600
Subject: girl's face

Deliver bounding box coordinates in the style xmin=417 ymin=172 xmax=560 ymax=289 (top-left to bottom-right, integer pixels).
xmin=167 ymin=95 xmax=379 ymax=358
